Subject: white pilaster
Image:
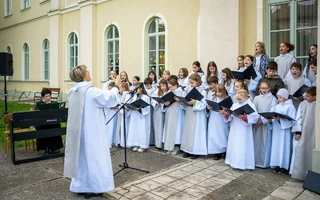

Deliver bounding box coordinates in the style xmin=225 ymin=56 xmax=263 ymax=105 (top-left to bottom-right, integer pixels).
xmin=256 ymin=0 xmax=264 ymax=42
xmin=49 ymin=14 xmax=61 ymax=87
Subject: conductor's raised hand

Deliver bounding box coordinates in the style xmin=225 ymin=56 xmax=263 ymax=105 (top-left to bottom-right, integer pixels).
xmin=114 ymin=76 xmax=121 ymax=86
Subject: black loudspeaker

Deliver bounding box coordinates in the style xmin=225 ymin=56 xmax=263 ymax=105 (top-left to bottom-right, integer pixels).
xmin=0 ymin=52 xmax=13 ymax=76
xmin=303 ymin=170 xmax=320 ymax=194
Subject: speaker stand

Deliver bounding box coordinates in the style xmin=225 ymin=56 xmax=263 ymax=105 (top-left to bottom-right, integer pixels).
xmin=0 ymin=75 xmax=9 ymax=119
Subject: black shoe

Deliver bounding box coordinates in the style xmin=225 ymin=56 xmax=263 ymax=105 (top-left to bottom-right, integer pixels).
xmin=278 ymin=168 xmax=288 ymax=175
xmin=92 ymin=193 xmax=104 ymax=197
xmin=77 ymin=193 xmax=86 ymax=196
xmin=222 ymin=152 xmax=226 ymax=159
xmin=213 ymin=154 xmax=222 ymax=160
xmin=191 ymin=155 xmax=199 ymax=160
xmin=273 ymin=167 xmax=281 ymax=173
xmin=84 ymin=193 xmax=93 ymax=199
xmin=182 ymin=153 xmax=191 ymax=158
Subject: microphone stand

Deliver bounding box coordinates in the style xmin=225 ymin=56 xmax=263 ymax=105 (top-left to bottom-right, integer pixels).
xmin=106 ymin=89 xmax=149 ymax=176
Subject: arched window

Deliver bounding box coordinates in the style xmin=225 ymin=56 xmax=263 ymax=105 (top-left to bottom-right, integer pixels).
xmin=43 ymin=39 xmax=50 ymax=80
xmin=106 ymin=25 xmax=119 ymax=79
xmin=148 ymin=18 xmax=165 ymax=78
xmin=69 ymin=33 xmax=78 ymax=73
xmin=23 ymin=43 xmax=30 ymax=80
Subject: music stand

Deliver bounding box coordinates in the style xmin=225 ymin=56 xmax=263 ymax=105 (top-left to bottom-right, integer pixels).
xmin=106 ymin=90 xmax=149 ymax=176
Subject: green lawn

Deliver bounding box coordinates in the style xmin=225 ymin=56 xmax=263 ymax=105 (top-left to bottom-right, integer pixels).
xmin=0 ymin=101 xmax=35 ymax=149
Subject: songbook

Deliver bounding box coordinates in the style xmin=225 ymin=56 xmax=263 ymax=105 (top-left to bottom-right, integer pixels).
xmin=292 ymin=85 xmax=309 ymax=98
xmin=39 ymin=102 xmax=66 ymax=110
xmin=206 ymin=96 xmax=233 ymax=112
xmin=176 ymin=88 xmax=204 ymax=107
xmin=125 ymin=99 xmax=149 ymax=110
xmin=224 ymin=104 xmax=255 ymax=116
xmin=232 ymin=65 xmax=257 ymax=80
xmin=151 ymin=92 xmax=176 ymax=106
xmin=258 ymin=112 xmax=295 ymax=121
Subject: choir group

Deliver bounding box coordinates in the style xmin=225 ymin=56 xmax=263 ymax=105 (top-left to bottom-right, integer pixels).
xmin=103 ymin=42 xmax=317 ymax=181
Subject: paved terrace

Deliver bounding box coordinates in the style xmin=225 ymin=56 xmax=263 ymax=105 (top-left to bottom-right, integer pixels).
xmin=1 ymin=146 xmax=320 ymax=200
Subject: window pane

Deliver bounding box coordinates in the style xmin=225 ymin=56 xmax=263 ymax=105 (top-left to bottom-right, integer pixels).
xmin=108 ymin=41 xmax=114 ymax=53
xmin=115 ymin=41 xmax=119 ymax=53
xmin=74 ymin=35 xmax=78 ymax=44
xmin=149 ymin=36 xmax=156 ymax=50
xmin=159 ymin=51 xmax=165 ymax=64
xmin=108 ymin=54 xmax=114 ymax=66
xmin=297 ymin=0 xmax=318 ymax=28
xmin=158 ymin=18 xmax=165 ymax=32
xmin=296 ymin=57 xmax=308 ymax=67
xmin=149 ymin=65 xmax=156 ymax=73
xmin=45 ymin=52 xmax=49 ymax=60
xmin=115 ymin=53 xmax=119 ymax=66
xmin=148 ymin=20 xmax=156 ymax=33
xmin=115 ymin=27 xmax=119 ymax=38
xmin=296 ymin=28 xmax=317 ymax=56
xmin=149 ymin=51 xmax=156 ymax=65
xmin=107 ymin=28 xmax=113 ymax=39
xmin=159 ymin=65 xmax=165 ymax=78
xmin=270 ymin=31 xmax=290 ymax=57
xmin=270 ymin=4 xmax=290 ymax=30
xmin=159 ymin=35 xmax=165 ymax=49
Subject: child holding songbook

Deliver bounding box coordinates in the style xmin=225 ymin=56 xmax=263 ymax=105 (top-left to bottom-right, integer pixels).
xmin=144 ymin=77 xmax=157 ymax=146
xmin=207 ymin=84 xmax=229 ymax=160
xmin=206 ymin=76 xmax=219 ymax=99
xmin=180 ymin=73 xmax=207 ymax=159
xmin=243 ymin=55 xmax=262 ymax=99
xmin=237 ymin=55 xmax=245 ymax=70
xmin=221 ymin=68 xmax=235 ymax=97
xmin=224 ymin=90 xmax=259 ymax=170
xmin=269 ymin=88 xmax=296 ymax=174
xmin=104 ymin=82 xmax=118 ymax=147
xmin=126 ymin=84 xmax=151 ymax=153
xmin=130 ymin=76 xmax=140 ymax=91
xmin=162 ymin=79 xmax=185 ymax=154
xmin=290 ymin=87 xmax=316 ymax=180
xmin=150 ymin=79 xmax=168 ymax=149
xmin=148 ymin=70 xmax=158 ymax=89
xmin=116 ymin=82 xmax=131 ymax=147
xmin=274 ymin=42 xmax=296 ymax=79
xmin=162 ymin=70 xmax=171 ymax=81
xmin=206 ymin=61 xmax=223 ymax=85
xmin=178 ymin=68 xmax=188 ymax=87
xmin=184 ymin=61 xmax=207 ymax=88
xmin=232 ymin=80 xmax=247 ymax=102
xmin=252 ymin=81 xmax=277 ymax=168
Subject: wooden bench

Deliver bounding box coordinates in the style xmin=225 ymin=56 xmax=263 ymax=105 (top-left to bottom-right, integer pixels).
xmin=10 ymin=108 xmax=68 ymax=165
xmin=33 ymin=87 xmax=60 ymax=104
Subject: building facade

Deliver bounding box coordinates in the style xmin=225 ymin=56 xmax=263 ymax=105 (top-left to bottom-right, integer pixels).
xmin=0 ymin=0 xmax=318 ymax=97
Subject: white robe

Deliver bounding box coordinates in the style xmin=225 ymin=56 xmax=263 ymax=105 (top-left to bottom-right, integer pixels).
xmin=269 ymin=99 xmax=296 ymax=170
xmin=290 ymin=100 xmax=316 ymax=180
xmin=224 ymin=98 xmax=259 ymax=170
xmin=207 ymin=97 xmax=229 ymax=154
xmin=126 ymin=94 xmax=151 ymax=148
xmin=116 ymin=91 xmax=131 ymax=147
xmin=65 ymin=82 xmax=117 ymax=193
xmin=162 ymin=87 xmax=185 ymax=151
xmin=274 ymin=53 xmax=296 ymax=79
xmin=105 ymin=107 xmax=117 ymax=147
xmin=252 ymin=92 xmax=277 ymax=168
xmin=180 ymin=86 xmax=208 ymax=155
xmin=145 ymin=87 xmax=157 ymax=145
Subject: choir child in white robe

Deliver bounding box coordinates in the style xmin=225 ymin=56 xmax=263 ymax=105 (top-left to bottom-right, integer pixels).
xmin=150 ymin=79 xmax=168 ymax=149
xmin=104 ymin=82 xmax=118 ymax=147
xmin=129 ymin=76 xmax=140 ymax=91
xmin=144 ymin=78 xmax=157 ymax=145
xmin=162 ymin=79 xmax=185 ymax=154
xmin=184 ymin=61 xmax=207 ymax=88
xmin=116 ymin=82 xmax=131 ymax=147
xmin=102 ymin=70 xmax=117 ymax=90
xmin=274 ymin=42 xmax=296 ymax=79
xmin=309 ymin=59 xmax=317 ymax=86
xmin=269 ymin=88 xmax=296 ymax=174
xmin=206 ymin=61 xmax=223 ymax=85
xmin=207 ymin=84 xmax=229 ymax=160
xmin=289 ymin=87 xmax=316 ymax=180
xmin=126 ymin=85 xmax=151 ymax=153
xmin=242 ymin=55 xmax=262 ymax=99
xmin=180 ymin=73 xmax=208 ymax=159
xmin=224 ymin=90 xmax=259 ymax=170
xmin=232 ymin=80 xmax=247 ymax=103
xmin=302 ymin=44 xmax=317 ymax=84
xmin=252 ymin=81 xmax=277 ymax=168
xmin=178 ymin=68 xmax=188 ymax=87
xmin=64 ymin=65 xmax=119 ymax=197
xmin=221 ymin=68 xmax=235 ymax=97
xmin=148 ymin=70 xmax=159 ymax=89
xmin=284 ymin=62 xmax=311 ymax=108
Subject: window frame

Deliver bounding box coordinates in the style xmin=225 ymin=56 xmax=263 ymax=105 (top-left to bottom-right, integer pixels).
xmin=5 ymin=0 xmax=12 ymax=16
xmin=106 ymin=25 xmax=120 ymax=79
xmin=23 ymin=43 xmax=30 ymax=81
xmin=266 ymin=0 xmax=318 ymax=65
xmin=43 ymin=39 xmax=50 ymax=81
xmin=68 ymin=33 xmax=78 ymax=78
xmin=21 ymin=0 xmax=30 ymax=10
xmin=147 ymin=17 xmax=166 ymax=79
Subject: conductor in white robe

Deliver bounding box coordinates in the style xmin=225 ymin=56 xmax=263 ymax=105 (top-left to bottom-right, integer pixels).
xmin=64 ymin=65 xmax=120 ymax=198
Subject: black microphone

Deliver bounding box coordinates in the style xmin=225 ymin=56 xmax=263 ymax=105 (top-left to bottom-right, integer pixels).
xmin=130 ymin=82 xmax=144 ymax=95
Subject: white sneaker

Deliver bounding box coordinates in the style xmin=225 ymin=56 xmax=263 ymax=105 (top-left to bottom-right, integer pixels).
xmin=171 ymin=147 xmax=180 ymax=155
xmin=132 ymin=147 xmax=139 ymax=151
xmin=137 ymin=148 xmax=145 ymax=153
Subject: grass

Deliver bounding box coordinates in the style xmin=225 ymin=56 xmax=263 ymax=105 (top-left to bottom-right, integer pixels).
xmin=0 ymin=101 xmax=36 ymax=149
